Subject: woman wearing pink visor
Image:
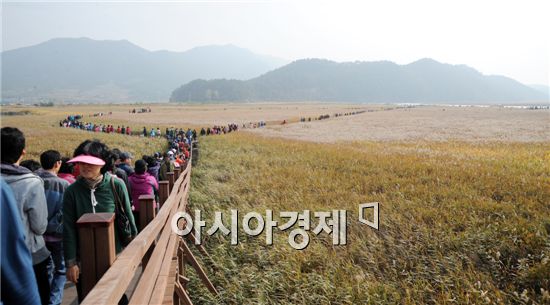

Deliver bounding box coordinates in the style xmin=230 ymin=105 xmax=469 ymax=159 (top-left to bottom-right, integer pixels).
xmin=62 ymin=140 xmax=137 ymax=303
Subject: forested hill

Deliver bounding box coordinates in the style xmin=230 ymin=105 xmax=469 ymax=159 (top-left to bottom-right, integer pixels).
xmin=170 ymin=58 xmax=546 ymax=103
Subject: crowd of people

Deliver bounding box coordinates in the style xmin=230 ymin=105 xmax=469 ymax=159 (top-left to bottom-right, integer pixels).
xmin=198 ymin=123 xmax=239 ymax=136
xmin=60 ymin=111 xmax=368 ymax=139
xmin=2 ymin=108 xmax=376 ymax=304
xmin=59 ymin=114 xmax=244 ymax=140
xmin=60 ymin=110 xmax=364 ymax=140
xmin=239 ymin=121 xmax=266 ymax=129
xmin=1 ymin=126 xmax=192 ymax=305
xmin=299 ymin=110 xmax=366 ymax=122
xmin=129 ymin=108 xmax=151 ymax=114
xmin=60 ymin=115 xmax=135 ymax=135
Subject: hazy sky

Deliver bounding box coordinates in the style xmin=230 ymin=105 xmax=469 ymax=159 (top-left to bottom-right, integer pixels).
xmin=2 ymin=0 xmax=549 ymax=85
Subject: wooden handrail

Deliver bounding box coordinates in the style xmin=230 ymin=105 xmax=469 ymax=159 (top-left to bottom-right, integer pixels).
xmin=130 ymin=171 xmax=191 ymax=304
xmin=174 ymin=167 xmax=181 ymax=180
xmin=81 ymin=162 xmax=192 ymax=305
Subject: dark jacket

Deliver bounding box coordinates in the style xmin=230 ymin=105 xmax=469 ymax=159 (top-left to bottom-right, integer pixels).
xmin=147 ymin=162 xmax=160 ymax=182
xmin=117 ymin=163 xmax=134 ymax=177
xmin=114 ymin=167 xmax=132 ymax=195
xmin=36 ymin=169 xmax=69 ymax=240
xmin=159 ymin=160 xmax=172 ymax=181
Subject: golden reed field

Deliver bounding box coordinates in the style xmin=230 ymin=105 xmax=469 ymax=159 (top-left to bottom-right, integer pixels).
xmin=2 ymin=103 xmax=549 ymax=304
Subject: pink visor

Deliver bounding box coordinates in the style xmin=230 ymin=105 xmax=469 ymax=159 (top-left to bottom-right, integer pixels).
xmin=67 ymin=155 xmax=106 ymax=166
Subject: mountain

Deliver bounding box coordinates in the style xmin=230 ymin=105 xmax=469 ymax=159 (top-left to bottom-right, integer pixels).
xmin=1 ymin=38 xmax=287 ymax=103
xmin=170 ymin=58 xmax=547 ymax=103
xmin=530 ymin=84 xmax=549 ymax=98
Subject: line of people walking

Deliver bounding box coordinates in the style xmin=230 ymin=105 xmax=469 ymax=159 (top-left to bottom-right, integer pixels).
xmin=1 ymin=126 xmax=190 ymax=305
xmin=59 ymin=114 xmax=243 ymax=141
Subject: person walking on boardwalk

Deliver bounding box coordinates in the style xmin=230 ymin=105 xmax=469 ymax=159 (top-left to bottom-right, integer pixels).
xmin=63 ymin=140 xmax=137 ymax=303
xmin=1 ymin=127 xmax=51 ymax=305
xmin=128 ymin=160 xmax=158 ymax=229
xmin=158 ymin=152 xmax=172 ymax=181
xmin=58 ymin=157 xmax=76 ymax=184
xmin=1 ymin=178 xmax=42 ymax=305
xmin=117 ymin=152 xmax=135 ymax=176
xmin=144 ymin=155 xmax=160 ymax=182
xmin=36 ymin=150 xmax=69 ymax=305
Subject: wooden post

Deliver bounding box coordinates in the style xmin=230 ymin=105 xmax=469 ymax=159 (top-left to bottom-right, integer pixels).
xmin=177 ymin=240 xmax=187 ymax=285
xmin=174 ymin=167 xmax=181 ymax=180
xmin=138 ymin=194 xmax=156 ymax=231
xmin=158 ymin=181 xmax=169 ymax=207
xmin=138 ymin=194 xmax=156 ymax=268
xmin=167 ymin=172 xmax=175 ymax=192
xmin=76 ymin=213 xmax=116 ymax=300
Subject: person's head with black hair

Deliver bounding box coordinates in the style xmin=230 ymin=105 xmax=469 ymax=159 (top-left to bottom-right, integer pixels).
xmin=1 ymin=127 xmax=26 ymax=165
xmin=72 ymin=139 xmax=113 ymax=175
xmin=73 ymin=139 xmax=92 ymax=157
xmin=40 ymin=150 xmax=62 ymax=172
xmin=20 ymin=159 xmax=41 ymax=172
xmin=59 ymin=157 xmax=74 ymax=174
xmin=111 ymin=148 xmax=122 ymax=166
xmin=134 ymin=159 xmax=147 ymax=175
xmin=119 ymin=152 xmax=133 ymax=165
xmin=143 ymin=155 xmax=156 ymax=168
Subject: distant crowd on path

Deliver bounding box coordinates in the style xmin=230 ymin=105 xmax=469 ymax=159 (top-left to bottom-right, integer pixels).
xmin=199 ymin=123 xmax=239 ymax=136
xmin=128 ymin=108 xmax=152 ymax=114
xmin=299 ymin=110 xmax=366 ymax=122
xmin=59 ymin=109 xmax=367 ymax=142
xmin=60 ymin=115 xmax=134 ymax=135
xmin=59 ymin=114 xmax=245 ymax=139
xmin=1 ymin=126 xmax=194 ymax=305
xmin=239 ymin=121 xmax=266 ymax=128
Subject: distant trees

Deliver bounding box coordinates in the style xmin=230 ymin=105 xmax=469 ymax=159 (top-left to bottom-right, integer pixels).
xmin=34 ymin=102 xmax=55 ymax=107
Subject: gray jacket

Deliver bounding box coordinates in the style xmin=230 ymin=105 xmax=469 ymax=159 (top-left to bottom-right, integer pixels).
xmin=1 ymin=163 xmax=50 ymax=264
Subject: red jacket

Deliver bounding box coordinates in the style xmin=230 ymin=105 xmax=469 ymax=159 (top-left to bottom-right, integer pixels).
xmin=58 ymin=173 xmax=76 ymax=184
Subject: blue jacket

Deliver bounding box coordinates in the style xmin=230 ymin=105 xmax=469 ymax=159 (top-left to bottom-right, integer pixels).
xmin=1 ymin=178 xmax=41 ymax=305
xmin=147 ymin=162 xmax=160 ymax=182
xmin=36 ymin=169 xmax=69 ymax=239
xmin=117 ymin=163 xmax=135 ymax=177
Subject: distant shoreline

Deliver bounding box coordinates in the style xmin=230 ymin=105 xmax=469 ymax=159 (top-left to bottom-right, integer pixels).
xmin=1 ymin=101 xmax=549 ymax=108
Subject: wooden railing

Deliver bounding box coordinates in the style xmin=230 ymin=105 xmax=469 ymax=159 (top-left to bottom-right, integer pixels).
xmin=77 ymin=148 xmax=209 ymax=305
